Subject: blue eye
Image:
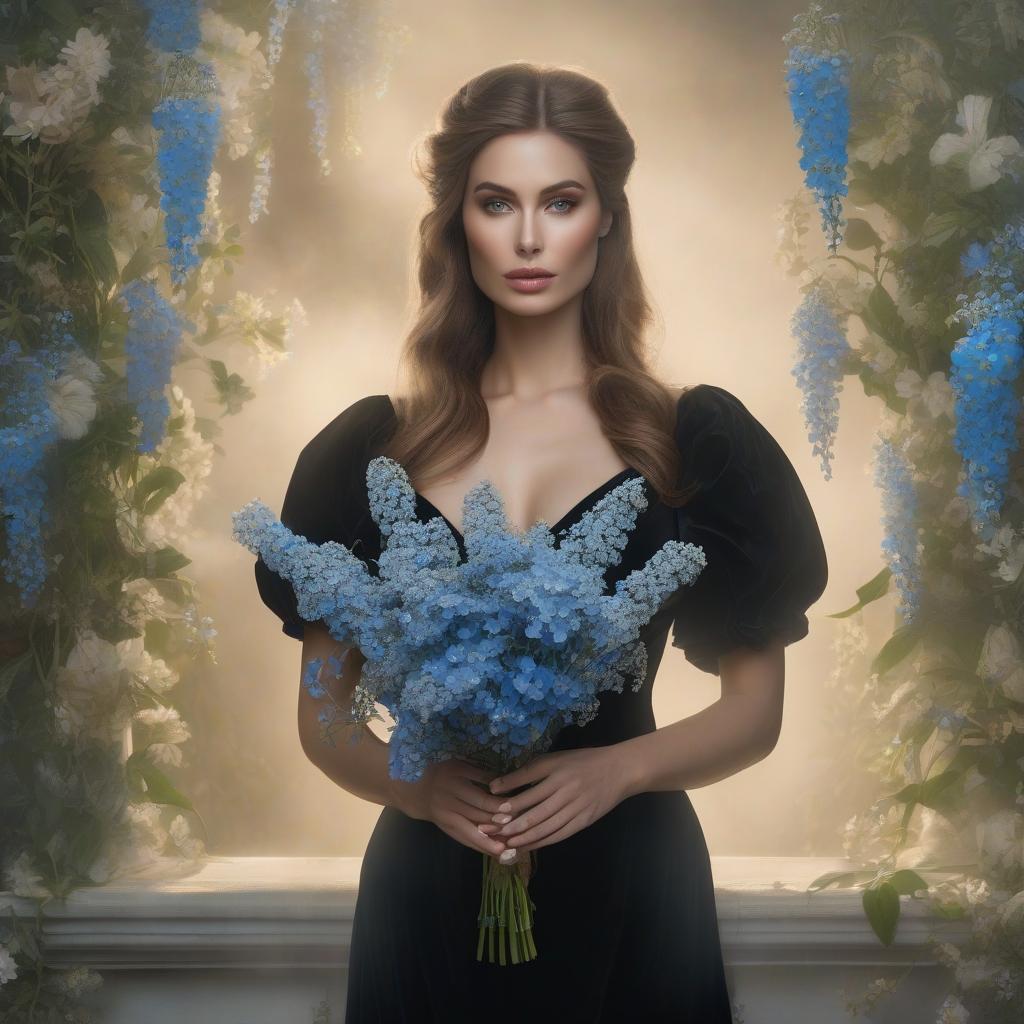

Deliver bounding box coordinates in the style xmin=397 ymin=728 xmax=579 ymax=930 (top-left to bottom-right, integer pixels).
xmin=482 ymin=198 xmax=577 ymax=215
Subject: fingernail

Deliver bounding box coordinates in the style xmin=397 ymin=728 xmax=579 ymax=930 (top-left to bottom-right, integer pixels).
xmin=492 ymin=813 xmax=512 ymax=824
xmin=498 ymin=801 xmax=512 ymax=812
xmin=499 ymin=848 xmax=518 ymax=864
xmin=477 ymin=824 xmax=496 ymax=834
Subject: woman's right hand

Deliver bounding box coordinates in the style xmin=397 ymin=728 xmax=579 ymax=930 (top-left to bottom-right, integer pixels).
xmin=392 ymin=758 xmax=513 ymax=858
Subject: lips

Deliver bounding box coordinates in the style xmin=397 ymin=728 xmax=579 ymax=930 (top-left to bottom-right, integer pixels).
xmin=504 ymin=268 xmax=555 ymax=279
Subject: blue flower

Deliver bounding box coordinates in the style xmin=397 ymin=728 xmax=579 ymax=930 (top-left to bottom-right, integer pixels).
xmin=233 ymin=456 xmax=706 ymax=782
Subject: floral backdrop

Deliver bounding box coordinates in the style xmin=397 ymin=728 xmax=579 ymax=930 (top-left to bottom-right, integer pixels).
xmin=0 ymin=1 xmax=405 ymax=1018
xmin=0 ymin=0 xmax=1022 ymax=1022
xmin=779 ymin=3 xmax=1024 ymax=1021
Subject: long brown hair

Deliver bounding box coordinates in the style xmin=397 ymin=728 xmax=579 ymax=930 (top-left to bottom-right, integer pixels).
xmin=381 ymin=61 xmax=697 ymax=508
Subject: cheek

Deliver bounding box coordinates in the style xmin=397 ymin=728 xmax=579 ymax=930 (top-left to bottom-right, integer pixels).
xmin=554 ymin=221 xmax=602 ymax=272
xmin=463 ymin=212 xmax=503 ymax=265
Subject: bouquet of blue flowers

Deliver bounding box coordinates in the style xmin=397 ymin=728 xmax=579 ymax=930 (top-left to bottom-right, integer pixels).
xmin=232 ymin=456 xmax=706 ymax=965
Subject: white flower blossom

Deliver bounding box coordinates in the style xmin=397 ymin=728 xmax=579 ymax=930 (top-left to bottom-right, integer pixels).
xmin=169 ymin=815 xmax=206 ymax=860
xmin=0 ymin=945 xmax=17 ymax=985
xmin=936 ymin=993 xmax=970 ymax=1024
xmin=893 ymin=368 xmax=956 ymax=420
xmin=977 ymin=624 xmax=1024 ymax=703
xmin=975 ymin=809 xmax=1024 ymax=875
xmin=54 ymin=629 xmax=132 ymax=743
xmin=3 ymin=28 xmax=111 ymax=144
xmin=46 ymin=373 xmax=97 ymax=440
xmin=929 ymin=94 xmax=1023 ymax=190
xmin=2 ymin=852 xmax=48 ymax=899
xmin=118 ymin=636 xmax=180 ymax=695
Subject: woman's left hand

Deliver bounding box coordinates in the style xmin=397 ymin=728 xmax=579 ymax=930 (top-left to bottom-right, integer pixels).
xmin=486 ymin=745 xmax=634 ymax=853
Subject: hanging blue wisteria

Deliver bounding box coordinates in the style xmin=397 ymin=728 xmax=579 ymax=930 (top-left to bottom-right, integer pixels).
xmin=790 ymin=279 xmax=850 ymax=481
xmin=0 ymin=308 xmax=88 ymax=609
xmin=0 ymin=342 xmax=58 ymax=608
xmin=873 ymin=435 xmax=921 ymax=624
xmin=140 ymin=0 xmax=222 ymax=286
xmin=119 ymin=278 xmax=196 ymax=453
xmin=783 ymin=43 xmax=852 ymax=254
xmin=138 ymin=0 xmax=201 ymax=54
xmin=948 ymin=220 xmax=1024 ymax=537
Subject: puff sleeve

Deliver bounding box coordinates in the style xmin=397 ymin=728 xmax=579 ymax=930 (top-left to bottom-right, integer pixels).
xmin=253 ymin=394 xmax=390 ymax=640
xmin=669 ymin=385 xmax=828 ymax=676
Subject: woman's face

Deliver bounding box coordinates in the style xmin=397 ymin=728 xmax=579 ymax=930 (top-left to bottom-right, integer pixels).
xmin=462 ymin=130 xmax=612 ymax=316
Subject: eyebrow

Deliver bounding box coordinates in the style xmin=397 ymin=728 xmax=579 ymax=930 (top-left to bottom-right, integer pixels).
xmin=472 ymin=179 xmax=586 ymax=197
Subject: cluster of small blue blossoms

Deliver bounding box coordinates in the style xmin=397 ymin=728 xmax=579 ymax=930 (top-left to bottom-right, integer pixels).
xmin=0 ymin=311 xmax=89 ymax=606
xmin=790 ymin=278 xmax=851 ymax=482
xmin=138 ymin=0 xmax=201 ymax=53
xmin=139 ymin=0 xmax=222 ymax=286
xmin=0 ymin=341 xmax=59 ymax=607
xmin=119 ymin=279 xmax=196 ymax=453
xmin=152 ymin=90 xmax=221 ymax=286
xmin=874 ymin=436 xmax=922 ymax=625
xmin=233 ymin=456 xmax=706 ymax=784
xmin=783 ymin=42 xmax=852 ymax=254
xmin=949 ymin=220 xmax=1024 ymax=538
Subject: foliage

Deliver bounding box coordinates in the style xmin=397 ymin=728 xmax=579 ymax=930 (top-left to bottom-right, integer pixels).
xmin=0 ymin=0 xmax=406 ymax=1018
xmin=780 ymin=1 xmax=1024 ymax=1019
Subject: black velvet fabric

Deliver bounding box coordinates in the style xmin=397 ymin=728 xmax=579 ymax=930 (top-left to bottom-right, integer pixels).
xmin=253 ymin=385 xmax=828 ymax=1022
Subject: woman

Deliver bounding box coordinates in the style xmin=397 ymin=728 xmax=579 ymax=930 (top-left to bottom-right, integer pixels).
xmin=255 ymin=62 xmax=828 ymax=1023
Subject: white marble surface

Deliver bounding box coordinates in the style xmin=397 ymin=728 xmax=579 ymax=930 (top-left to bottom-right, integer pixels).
xmin=2 ymin=855 xmax=967 ymax=1022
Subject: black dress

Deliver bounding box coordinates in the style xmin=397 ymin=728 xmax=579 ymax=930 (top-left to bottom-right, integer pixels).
xmin=254 ymin=385 xmax=829 ymax=1024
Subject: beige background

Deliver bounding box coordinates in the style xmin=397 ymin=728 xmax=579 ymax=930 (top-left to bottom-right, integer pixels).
xmin=191 ymin=0 xmax=888 ymax=858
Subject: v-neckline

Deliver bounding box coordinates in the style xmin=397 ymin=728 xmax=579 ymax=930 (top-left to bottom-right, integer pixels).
xmin=415 ymin=465 xmax=642 ymax=547
xmin=382 ymin=395 xmax=643 ymax=547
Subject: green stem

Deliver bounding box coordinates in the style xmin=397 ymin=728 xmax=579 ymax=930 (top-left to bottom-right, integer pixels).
xmin=476 ymin=853 xmax=539 ymax=966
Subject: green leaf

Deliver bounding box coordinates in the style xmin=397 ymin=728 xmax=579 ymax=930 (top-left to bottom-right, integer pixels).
xmin=0 ymin=648 xmax=33 ymax=702
xmin=919 ymin=210 xmax=968 ymax=248
xmin=76 ymin=225 xmax=119 ymax=289
xmin=129 ymin=545 xmax=192 ymax=581
xmin=843 ymin=218 xmax=882 ymax=250
xmin=119 ymin=244 xmax=160 ymax=285
xmin=857 ymin=364 xmax=909 ymax=412
xmin=807 ymin=869 xmax=877 ymax=892
xmin=151 ymin=546 xmax=192 ymax=578
xmin=133 ymin=465 xmax=186 ymax=515
xmin=919 ymin=770 xmax=961 ymax=810
xmin=37 ymin=0 xmax=81 ymax=27
xmin=892 ymin=769 xmax=960 ymax=813
xmin=871 ymin=623 xmax=921 ymax=676
xmin=863 ymin=881 xmax=900 ymax=946
xmin=861 ymin=282 xmax=912 ymax=353
xmin=128 ymin=755 xmax=194 ymax=812
xmin=886 ymin=869 xmax=929 ymax=897
xmin=827 ymin=567 xmax=891 ymax=617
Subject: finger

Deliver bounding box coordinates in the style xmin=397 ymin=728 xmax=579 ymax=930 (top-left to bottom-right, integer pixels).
xmin=448 ymin=793 xmax=504 ymax=827
xmin=437 ymin=807 xmax=506 ymax=851
xmin=456 ymin=779 xmax=516 ymax=817
xmin=503 ymin=798 xmax=580 ymax=849
xmin=449 ymin=814 xmax=507 ymax=857
xmin=495 ymin=789 xmax=566 ymax=840
xmin=485 ymin=778 xmax=555 ymax=821
xmin=518 ymin=814 xmax=581 ymax=854
xmin=491 ymin=790 xmax=565 ymax=839
xmin=489 ymin=758 xmax=550 ymax=794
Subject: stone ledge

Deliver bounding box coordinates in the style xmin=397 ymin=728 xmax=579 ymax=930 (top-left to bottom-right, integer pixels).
xmin=1 ymin=855 xmax=971 ymax=970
